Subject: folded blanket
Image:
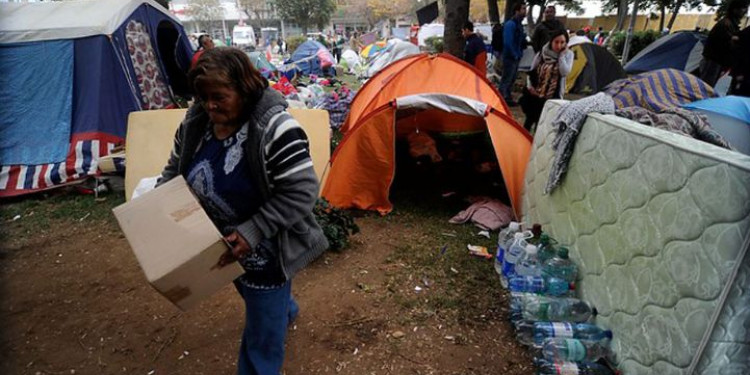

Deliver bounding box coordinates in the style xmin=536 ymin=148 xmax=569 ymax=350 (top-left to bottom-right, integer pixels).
xmin=449 ymin=198 xmax=514 ymax=231
xmin=546 ymin=93 xmax=616 ymax=193
xmin=615 ymin=106 xmax=732 ymax=149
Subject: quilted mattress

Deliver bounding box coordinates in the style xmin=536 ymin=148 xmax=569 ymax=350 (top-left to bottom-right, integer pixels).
xmin=522 ymin=100 xmax=750 ymax=374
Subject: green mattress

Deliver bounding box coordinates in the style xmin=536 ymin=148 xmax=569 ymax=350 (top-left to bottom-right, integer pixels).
xmin=522 ymin=100 xmax=750 ymax=374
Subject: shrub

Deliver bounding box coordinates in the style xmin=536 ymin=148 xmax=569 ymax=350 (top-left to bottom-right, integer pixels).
xmin=424 ymin=36 xmax=444 ymax=53
xmin=607 ymin=30 xmax=662 ymax=59
xmin=313 ymin=198 xmax=359 ymax=252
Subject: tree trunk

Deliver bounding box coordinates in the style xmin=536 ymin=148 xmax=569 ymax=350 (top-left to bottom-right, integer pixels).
xmin=488 ymin=0 xmax=501 ymax=25
xmin=659 ymin=5 xmax=666 ymax=31
xmin=444 ymin=0 xmax=470 ymax=58
xmin=615 ymin=0 xmax=628 ymax=31
xmin=667 ymin=0 xmax=685 ymax=31
xmin=621 ymin=0 xmax=639 ymax=64
xmin=504 ymin=0 xmax=515 ymax=22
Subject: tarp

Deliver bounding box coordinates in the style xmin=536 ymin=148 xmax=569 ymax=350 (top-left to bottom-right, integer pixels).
xmin=246 ymin=51 xmax=277 ymax=78
xmin=366 ymin=39 xmax=420 ymax=77
xmin=682 ymin=95 xmax=750 ymax=124
xmin=324 ymin=53 xmax=531 ymax=217
xmin=624 ymin=31 xmax=706 ymax=74
xmin=683 ymin=96 xmax=750 ymax=155
xmin=0 ymin=0 xmax=192 ymax=197
xmin=0 ymin=41 xmax=73 ymax=165
xmin=0 ymin=0 xmax=178 ymax=44
xmin=605 ymin=69 xmax=717 ymax=112
xmin=566 ymin=43 xmax=626 ymax=94
xmin=360 ymin=41 xmax=387 ymax=60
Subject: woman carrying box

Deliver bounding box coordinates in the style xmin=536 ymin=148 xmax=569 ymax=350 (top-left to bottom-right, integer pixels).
xmin=158 ymin=47 xmax=328 ymax=375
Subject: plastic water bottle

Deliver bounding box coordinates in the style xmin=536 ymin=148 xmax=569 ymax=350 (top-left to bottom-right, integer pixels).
xmin=534 ymin=358 xmax=616 ymax=375
xmin=509 ymin=292 xmax=530 ymax=323
xmin=542 ymin=337 xmax=610 ymax=362
xmin=534 ymin=322 xmax=613 ymax=345
xmin=508 ymin=275 xmax=573 ymax=296
xmin=515 ymin=244 xmax=541 ymax=277
xmin=522 ymin=296 xmax=598 ymax=322
xmin=501 ymin=232 xmax=531 ymax=287
xmin=495 ymin=222 xmax=521 ymax=277
xmin=543 ymin=247 xmax=578 ymax=283
xmin=515 ymin=319 xmax=535 ymax=345
xmin=536 ymin=234 xmax=557 ymax=264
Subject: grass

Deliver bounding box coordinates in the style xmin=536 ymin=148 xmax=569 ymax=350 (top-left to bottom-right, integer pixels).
xmin=0 ymin=188 xmax=125 ymax=237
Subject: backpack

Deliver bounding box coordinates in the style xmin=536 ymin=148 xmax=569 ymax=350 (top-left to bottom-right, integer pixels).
xmin=491 ymin=23 xmax=504 ymax=54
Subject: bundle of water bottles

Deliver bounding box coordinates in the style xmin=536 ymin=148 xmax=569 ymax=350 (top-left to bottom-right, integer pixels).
xmin=495 ymin=222 xmax=619 ymax=375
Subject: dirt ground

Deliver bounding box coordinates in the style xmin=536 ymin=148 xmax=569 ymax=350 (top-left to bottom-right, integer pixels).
xmin=0 ymin=191 xmax=533 ymax=375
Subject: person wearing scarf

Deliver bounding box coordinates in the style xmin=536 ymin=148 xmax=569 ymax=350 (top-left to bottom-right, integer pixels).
xmin=520 ymin=30 xmax=574 ymax=132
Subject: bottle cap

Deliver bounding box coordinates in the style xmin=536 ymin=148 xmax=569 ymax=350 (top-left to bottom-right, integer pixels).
xmin=531 ymin=223 xmax=542 ymax=237
xmin=525 ymin=244 xmax=538 ymax=254
xmin=558 ymin=247 xmax=569 ymax=259
xmin=604 ymin=330 xmax=613 ymax=340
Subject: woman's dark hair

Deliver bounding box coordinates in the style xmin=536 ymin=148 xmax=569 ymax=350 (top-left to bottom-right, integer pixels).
xmin=189 ymin=47 xmax=268 ymax=107
xmin=197 ymin=34 xmax=211 ymax=50
xmin=548 ymin=29 xmax=569 ymax=44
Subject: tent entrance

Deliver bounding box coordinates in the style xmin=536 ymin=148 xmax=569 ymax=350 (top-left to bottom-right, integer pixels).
xmin=156 ymin=20 xmax=189 ymax=97
xmin=390 ymin=95 xmax=511 ymax=212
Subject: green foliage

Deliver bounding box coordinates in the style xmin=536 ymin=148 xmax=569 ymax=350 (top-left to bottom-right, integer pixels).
xmin=424 ymin=36 xmax=444 ymax=54
xmin=607 ymin=29 xmax=662 ymax=58
xmin=286 ymin=35 xmax=306 ymax=53
xmin=273 ymin=0 xmax=336 ymax=33
xmin=331 ymin=128 xmax=343 ymax=154
xmin=313 ymin=198 xmax=359 ymax=252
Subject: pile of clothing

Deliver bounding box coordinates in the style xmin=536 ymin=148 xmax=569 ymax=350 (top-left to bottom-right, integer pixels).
xmin=313 ymin=85 xmax=356 ymax=130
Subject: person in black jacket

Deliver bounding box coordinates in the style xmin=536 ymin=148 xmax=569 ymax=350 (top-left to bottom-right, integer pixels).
xmin=463 ymin=21 xmax=487 ymax=67
xmin=730 ymin=26 xmax=750 ymax=96
xmin=700 ymin=0 xmax=749 ymax=86
xmin=531 ymin=6 xmax=566 ymax=53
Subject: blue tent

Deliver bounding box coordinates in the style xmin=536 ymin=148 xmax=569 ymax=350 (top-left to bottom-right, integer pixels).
xmin=281 ymin=40 xmax=335 ymax=77
xmin=624 ymin=31 xmax=706 ymax=74
xmin=683 ymin=96 xmax=750 ymax=155
xmin=0 ymin=0 xmax=193 ymax=197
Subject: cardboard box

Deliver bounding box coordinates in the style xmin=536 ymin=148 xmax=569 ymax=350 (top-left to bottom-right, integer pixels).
xmin=113 ymin=176 xmax=244 ymax=310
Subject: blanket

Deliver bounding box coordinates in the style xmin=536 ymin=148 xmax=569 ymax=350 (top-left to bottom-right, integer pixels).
xmin=449 ymin=198 xmax=514 ymax=231
xmin=546 ymin=93 xmax=616 ymax=193
xmin=615 ymin=107 xmax=732 ymax=149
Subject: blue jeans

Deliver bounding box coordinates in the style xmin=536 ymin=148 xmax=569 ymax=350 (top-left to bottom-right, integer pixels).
xmin=499 ymin=56 xmax=520 ymax=102
xmin=234 ymin=280 xmax=298 ymax=375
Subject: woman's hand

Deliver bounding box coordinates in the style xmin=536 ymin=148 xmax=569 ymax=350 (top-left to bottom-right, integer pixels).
xmin=527 ymin=86 xmax=540 ymax=97
xmin=215 ymin=231 xmax=252 ymax=268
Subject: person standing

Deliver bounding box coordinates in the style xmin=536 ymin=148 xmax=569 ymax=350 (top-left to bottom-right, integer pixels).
xmin=463 ymin=21 xmax=488 ymax=75
xmin=499 ymin=2 xmax=527 ymax=106
xmin=730 ymin=25 xmax=750 ymax=96
xmin=520 ymin=30 xmax=574 ymax=132
xmin=159 ymin=48 xmax=329 ymax=375
xmin=700 ymin=0 xmax=749 ymax=86
xmin=191 ymin=34 xmax=215 ymax=69
xmin=531 ymin=6 xmax=566 ymax=53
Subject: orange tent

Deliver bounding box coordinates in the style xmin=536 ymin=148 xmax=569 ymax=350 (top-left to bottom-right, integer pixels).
xmin=322 ymin=53 xmax=531 ymax=217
